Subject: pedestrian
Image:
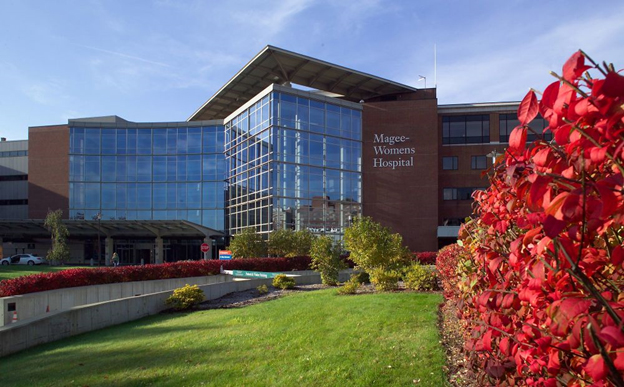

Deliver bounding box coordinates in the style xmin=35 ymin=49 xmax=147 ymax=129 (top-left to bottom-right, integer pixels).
xmin=112 ymin=252 xmax=120 ymax=267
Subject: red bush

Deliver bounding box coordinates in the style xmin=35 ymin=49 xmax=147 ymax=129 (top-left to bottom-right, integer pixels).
xmin=0 ymin=256 xmax=312 ymax=297
xmin=435 ymin=244 xmax=467 ymax=299
xmin=453 ymin=51 xmax=624 ymax=385
xmin=414 ymin=251 xmax=437 ymax=265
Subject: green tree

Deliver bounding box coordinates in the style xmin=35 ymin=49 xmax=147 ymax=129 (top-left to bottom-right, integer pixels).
xmin=44 ymin=209 xmax=70 ymax=264
xmin=292 ymin=229 xmax=316 ymax=257
xmin=267 ymin=229 xmax=295 ymax=257
xmin=343 ymin=216 xmax=411 ymax=291
xmin=310 ymin=235 xmax=344 ymax=285
xmin=228 ymin=227 xmax=267 ymax=258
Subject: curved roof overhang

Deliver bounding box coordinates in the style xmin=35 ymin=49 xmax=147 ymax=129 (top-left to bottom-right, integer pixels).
xmin=188 ymin=45 xmax=418 ymax=121
xmin=0 ymin=220 xmax=224 ymax=240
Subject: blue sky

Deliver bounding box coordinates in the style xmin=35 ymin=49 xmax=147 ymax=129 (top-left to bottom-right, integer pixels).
xmin=1 ymin=0 xmax=623 ymax=140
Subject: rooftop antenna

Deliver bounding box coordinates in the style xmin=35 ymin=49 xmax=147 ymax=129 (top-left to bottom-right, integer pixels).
xmin=434 ymin=43 xmax=437 ymax=88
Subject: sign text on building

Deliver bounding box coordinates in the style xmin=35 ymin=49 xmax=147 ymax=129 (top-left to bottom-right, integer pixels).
xmin=372 ymin=133 xmax=415 ymax=169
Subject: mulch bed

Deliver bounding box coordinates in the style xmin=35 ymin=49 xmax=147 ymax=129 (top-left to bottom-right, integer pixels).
xmin=439 ymin=300 xmax=478 ymax=386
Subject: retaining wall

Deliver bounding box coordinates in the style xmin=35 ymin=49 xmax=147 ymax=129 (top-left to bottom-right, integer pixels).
xmin=0 ymin=274 xmax=232 ymax=326
xmin=0 ymin=270 xmax=351 ymax=358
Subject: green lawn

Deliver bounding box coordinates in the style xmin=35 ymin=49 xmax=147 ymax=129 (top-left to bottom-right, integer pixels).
xmin=0 ymin=289 xmax=446 ymax=386
xmin=0 ymin=265 xmax=81 ymax=281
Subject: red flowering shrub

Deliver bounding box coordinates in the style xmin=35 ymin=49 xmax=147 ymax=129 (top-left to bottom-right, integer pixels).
xmin=0 ymin=256 xmax=312 ymax=297
xmin=436 ymin=244 xmax=469 ymax=300
xmin=454 ymin=51 xmax=624 ymax=385
xmin=414 ymin=251 xmax=438 ymax=265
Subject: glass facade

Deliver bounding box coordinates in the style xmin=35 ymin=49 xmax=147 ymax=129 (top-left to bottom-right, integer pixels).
xmin=67 ymin=87 xmax=364 ymax=239
xmin=225 ymin=90 xmax=362 ymax=237
xmin=69 ymin=123 xmax=226 ymax=231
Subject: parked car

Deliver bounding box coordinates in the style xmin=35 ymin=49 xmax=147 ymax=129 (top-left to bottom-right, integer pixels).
xmin=0 ymin=254 xmax=47 ymax=266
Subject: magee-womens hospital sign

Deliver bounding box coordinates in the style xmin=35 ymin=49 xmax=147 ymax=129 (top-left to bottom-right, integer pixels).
xmin=372 ymin=133 xmax=415 ymax=169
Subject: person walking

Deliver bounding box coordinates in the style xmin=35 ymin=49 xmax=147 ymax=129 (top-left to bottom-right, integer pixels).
xmin=112 ymin=252 xmax=120 ymax=267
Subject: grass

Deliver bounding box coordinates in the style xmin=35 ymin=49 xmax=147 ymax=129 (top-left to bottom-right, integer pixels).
xmin=0 ymin=289 xmax=446 ymax=386
xmin=0 ymin=265 xmax=95 ymax=281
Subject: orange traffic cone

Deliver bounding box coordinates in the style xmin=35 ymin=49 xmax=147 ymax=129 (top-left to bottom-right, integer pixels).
xmin=11 ymin=311 xmax=18 ymax=323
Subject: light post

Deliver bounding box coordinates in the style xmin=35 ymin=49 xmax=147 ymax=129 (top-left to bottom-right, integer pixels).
xmin=93 ymin=212 xmax=102 ymax=266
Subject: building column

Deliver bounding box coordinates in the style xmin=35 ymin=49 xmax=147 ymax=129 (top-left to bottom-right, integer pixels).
xmin=155 ymin=237 xmax=164 ymax=264
xmin=105 ymin=237 xmax=114 ymax=266
xmin=203 ymin=237 xmax=210 ymax=260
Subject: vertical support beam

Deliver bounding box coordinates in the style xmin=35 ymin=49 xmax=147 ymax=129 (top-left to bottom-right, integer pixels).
xmin=155 ymin=237 xmax=164 ymax=264
xmin=203 ymin=237 xmax=210 ymax=261
xmin=105 ymin=237 xmax=114 ymax=266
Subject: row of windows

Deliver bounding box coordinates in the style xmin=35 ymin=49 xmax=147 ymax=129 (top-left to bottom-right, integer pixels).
xmin=443 ymin=187 xmax=486 ymax=201
xmin=70 ymin=182 xmax=225 ymax=210
xmin=70 ymin=126 xmax=224 ymax=155
xmin=0 ymin=150 xmax=27 ymax=158
xmin=442 ymin=115 xmax=490 ymax=144
xmin=442 ymin=156 xmax=487 ymax=170
xmin=276 ymin=93 xmax=362 ymax=141
xmin=226 ymin=93 xmax=362 ymax=151
xmin=0 ymin=174 xmax=28 ymax=182
xmin=442 ymin=113 xmax=553 ymax=145
xmin=69 ymin=209 xmax=224 ymax=230
xmin=499 ymin=113 xmax=552 ymax=142
xmin=70 ymin=155 xmax=226 ymax=182
xmin=0 ymin=199 xmax=27 ymax=206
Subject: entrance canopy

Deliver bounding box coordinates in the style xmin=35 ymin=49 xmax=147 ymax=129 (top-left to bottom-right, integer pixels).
xmin=0 ymin=220 xmax=224 ymax=240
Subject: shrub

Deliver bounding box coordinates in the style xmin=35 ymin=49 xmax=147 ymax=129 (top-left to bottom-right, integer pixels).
xmin=0 ymin=256 xmax=312 ymax=297
xmin=292 ymin=229 xmax=316 ymax=257
xmin=166 ymin=284 xmax=205 ymax=310
xmin=436 ymin=244 xmax=468 ymax=299
xmin=267 ymin=229 xmax=295 ymax=257
xmin=413 ymin=251 xmax=437 ymax=265
xmin=310 ymin=235 xmax=344 ymax=285
xmin=452 ymin=52 xmax=624 ymax=385
xmin=369 ymin=268 xmax=402 ymax=291
xmin=344 ymin=216 xmax=411 ymax=291
xmin=229 ymin=227 xmax=268 ymax=258
xmin=337 ymin=275 xmax=361 ymax=295
xmin=272 ymin=274 xmax=295 ymax=290
xmin=403 ymin=264 xmax=438 ymax=291
xmin=256 ymin=284 xmax=268 ymax=295
xmin=352 ymin=270 xmax=370 ymax=284
xmin=44 ymin=209 xmax=70 ymax=264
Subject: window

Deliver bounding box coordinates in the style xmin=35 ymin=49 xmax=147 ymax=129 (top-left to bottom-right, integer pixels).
xmin=0 ymin=150 xmax=27 ymax=158
xmin=443 ymin=187 xmax=485 ymax=201
xmin=471 ymin=155 xmax=487 ymax=170
xmin=442 ymin=156 xmax=458 ymax=170
xmin=442 ymin=115 xmax=490 ymax=144
xmin=0 ymin=174 xmax=27 ymax=181
xmin=443 ymin=188 xmax=457 ymax=200
xmin=499 ymin=113 xmax=552 ymax=142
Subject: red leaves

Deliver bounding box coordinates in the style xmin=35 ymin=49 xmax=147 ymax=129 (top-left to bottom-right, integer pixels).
xmin=509 ymin=126 xmax=528 ymax=154
xmin=602 ymin=71 xmax=624 ymax=98
xmin=0 ymin=257 xmax=312 ymax=297
xmin=585 ymin=354 xmax=609 ymax=382
xmin=518 ymin=90 xmax=539 ymax=126
xmin=563 ymin=51 xmax=591 ymax=82
xmin=549 ymin=298 xmax=592 ymax=336
xmin=447 ymin=50 xmax=624 ymax=385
